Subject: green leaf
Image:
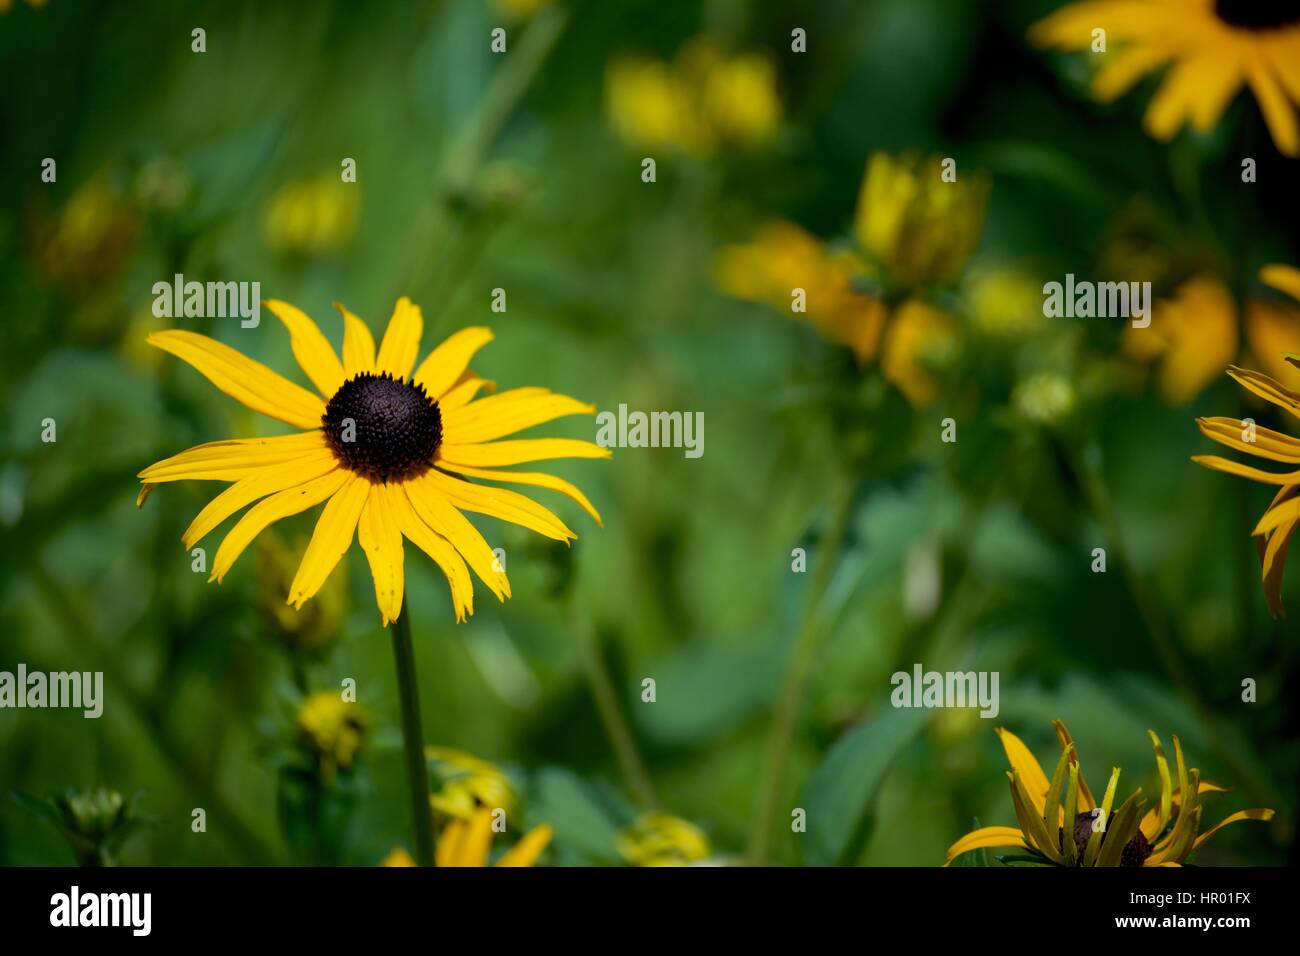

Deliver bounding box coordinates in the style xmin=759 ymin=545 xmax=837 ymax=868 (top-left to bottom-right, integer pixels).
xmin=801 ymin=707 xmax=932 ymax=866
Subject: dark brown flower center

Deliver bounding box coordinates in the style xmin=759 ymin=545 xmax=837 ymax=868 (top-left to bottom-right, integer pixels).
xmin=322 ymin=372 xmax=442 ymax=482
xmin=1214 ymin=0 xmax=1300 ymax=29
xmin=1068 ymin=810 xmax=1151 ymax=867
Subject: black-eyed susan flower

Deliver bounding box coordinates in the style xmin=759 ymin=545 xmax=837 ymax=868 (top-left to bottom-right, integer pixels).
xmin=946 ymin=722 xmax=1273 ymax=866
xmin=295 ymin=691 xmax=369 ymax=781
xmin=138 ymin=298 xmax=607 ymax=625
xmin=1031 ymin=1 xmax=1300 ymax=156
xmin=426 ymin=746 xmax=518 ymax=820
xmin=616 ymin=812 xmax=711 ymax=866
xmin=1191 ymin=266 xmax=1300 ymax=615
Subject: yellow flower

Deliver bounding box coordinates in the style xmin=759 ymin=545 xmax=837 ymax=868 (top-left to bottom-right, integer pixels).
xmin=605 ymin=38 xmax=780 ymax=156
xmin=437 ymin=806 xmax=552 ymax=867
xmin=1125 ymin=266 xmax=1300 ymax=405
xmin=381 ymin=847 xmax=417 ymax=867
xmin=1192 ymin=265 xmax=1300 ymax=616
xmin=426 ymin=746 xmax=517 ymax=820
xmin=854 ymin=152 xmax=989 ymax=291
xmin=616 ymin=812 xmax=711 ymax=866
xmin=947 ymin=721 xmax=1273 ymax=866
xmin=264 ymin=175 xmax=360 ymax=257
xmin=138 ymin=299 xmax=607 ymax=624
xmin=1031 ymin=1 xmax=1300 ymax=156
xmin=880 ymin=299 xmax=959 ymax=408
xmin=1013 ymin=370 xmax=1078 ymax=425
xmin=296 ymin=691 xmax=369 ymax=779
xmin=715 ymin=221 xmax=887 ymax=364
xmin=966 ymin=268 xmax=1046 ymax=338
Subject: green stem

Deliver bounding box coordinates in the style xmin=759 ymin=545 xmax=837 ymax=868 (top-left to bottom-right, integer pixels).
xmin=748 ymin=473 xmax=855 ymax=864
xmin=391 ymin=604 xmax=435 ymax=868
xmin=576 ymin=615 xmax=657 ymax=808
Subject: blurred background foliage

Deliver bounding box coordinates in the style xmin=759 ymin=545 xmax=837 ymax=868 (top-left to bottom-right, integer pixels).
xmin=1 ymin=0 xmax=1296 ymax=866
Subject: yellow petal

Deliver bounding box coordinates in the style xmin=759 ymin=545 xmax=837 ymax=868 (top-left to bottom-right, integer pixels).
xmin=335 ymin=302 xmax=376 ymax=377
xmin=1253 ymin=493 xmax=1300 ymax=536
xmin=436 ymin=818 xmax=467 ymax=868
xmin=1191 ymin=808 xmax=1274 ymax=853
xmin=1261 ymin=263 xmax=1300 ymax=303
xmin=441 ymin=388 xmax=595 ymax=445
xmin=454 ymin=808 xmax=494 ymax=867
xmin=413 ymin=328 xmax=495 ymax=399
xmin=375 ymin=297 xmax=423 ymax=380
xmin=391 ymin=481 xmax=475 ymax=621
xmin=1191 ymin=454 xmax=1300 ymax=486
xmin=357 ymin=483 xmax=405 ymax=626
xmin=264 ymin=299 xmax=346 ymax=397
xmin=1008 ymin=770 xmax=1063 ymax=863
xmin=424 ymin=469 xmax=575 ymax=542
xmin=1141 ymin=730 xmax=1173 ymax=840
xmin=148 ymin=330 xmax=326 ymax=429
xmin=1246 ymin=57 xmax=1299 ymax=157
xmin=438 ymin=375 xmax=496 ymax=413
xmin=439 ymin=438 xmax=611 ymax=468
xmin=210 ymin=469 xmax=349 ymax=583
xmin=1091 ymin=44 xmax=1172 ymax=102
xmin=287 ymin=474 xmax=369 ymax=607
xmin=496 ymin=825 xmax=553 ymax=867
xmin=1261 ymin=507 xmax=1298 ymax=617
xmin=139 ymin=432 xmax=327 ymax=482
xmin=405 ymin=476 xmax=510 ymax=601
xmin=182 ymin=451 xmax=339 ymax=548
xmin=1196 ymin=416 xmax=1300 ymax=464
xmin=995 ymin=727 xmax=1050 ymax=815
xmin=1052 ymin=719 xmax=1096 ymax=810
xmin=438 ymin=462 xmax=603 ymax=525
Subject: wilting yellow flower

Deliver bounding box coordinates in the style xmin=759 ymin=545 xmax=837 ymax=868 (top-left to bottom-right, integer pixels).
xmin=947 ymin=721 xmax=1273 ymax=866
xmin=605 ymin=38 xmax=780 ymax=156
xmin=256 ymin=531 xmax=346 ymax=652
xmin=855 ymin=152 xmax=989 ymax=290
xmin=715 ymin=221 xmax=887 ymax=364
xmin=1193 ymin=265 xmax=1300 ymax=616
xmin=437 ymin=806 xmax=552 ymax=867
xmin=296 ymin=692 xmax=369 ymax=779
xmin=1031 ymin=1 xmax=1300 ymax=156
xmin=138 ymin=299 xmax=606 ymax=624
xmin=1125 ymin=267 xmax=1300 ymax=404
xmin=427 ymin=746 xmax=517 ymax=820
xmin=264 ymin=174 xmax=360 ymax=257
xmin=616 ymin=812 xmax=711 ymax=866
xmin=34 ymin=172 xmax=140 ymax=291
xmin=881 ymin=299 xmax=958 ymax=407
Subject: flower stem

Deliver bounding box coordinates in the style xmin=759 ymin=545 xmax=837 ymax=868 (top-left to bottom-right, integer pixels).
xmin=391 ymin=603 xmax=435 ymax=867
xmin=748 ymin=473 xmax=855 ymax=864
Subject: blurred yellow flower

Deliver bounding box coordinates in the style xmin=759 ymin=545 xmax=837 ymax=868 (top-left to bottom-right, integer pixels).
xmin=947 ymin=721 xmax=1273 ymax=866
xmin=605 ymin=38 xmax=781 ymax=156
xmin=881 ymin=299 xmax=959 ymax=407
xmin=296 ymin=692 xmax=369 ymax=780
xmin=855 ymin=152 xmax=989 ymax=290
xmin=35 ymin=172 xmax=140 ymax=291
xmin=715 ymin=221 xmax=886 ymax=364
xmin=1124 ymin=267 xmax=1300 ymax=404
xmin=426 ymin=746 xmax=518 ymax=820
xmin=616 ymin=812 xmax=711 ymax=866
xmin=381 ymin=847 xmax=417 ymax=867
xmin=437 ymin=806 xmax=552 ymax=867
xmin=1031 ymin=1 xmax=1300 ymax=156
xmin=257 ymin=531 xmax=346 ymax=653
xmin=967 ymin=268 xmax=1046 ymax=338
xmin=264 ymin=174 xmax=360 ymax=257
xmin=1193 ymin=263 xmax=1300 ymax=616
xmin=1013 ymin=371 xmax=1077 ymax=425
